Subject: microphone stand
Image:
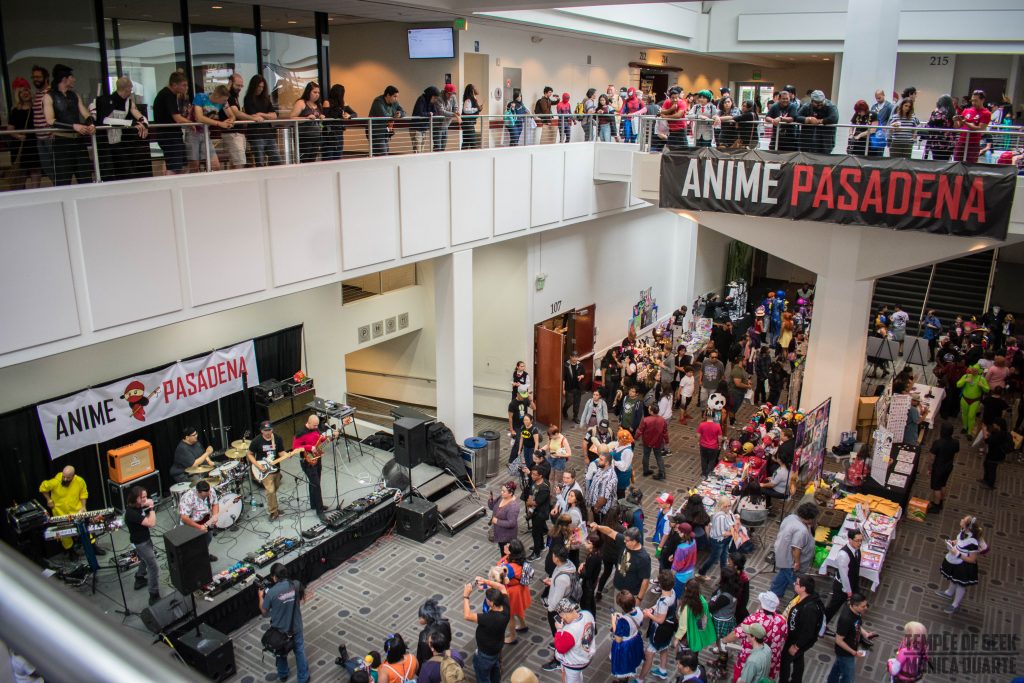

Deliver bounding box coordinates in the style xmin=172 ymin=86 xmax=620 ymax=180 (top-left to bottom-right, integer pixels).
xmin=278 ymin=468 xmax=308 ymax=538
xmin=109 ymin=519 xmax=135 ymax=620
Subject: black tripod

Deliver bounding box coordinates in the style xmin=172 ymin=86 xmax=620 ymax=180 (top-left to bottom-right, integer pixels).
xmin=904 ymin=321 xmax=933 ymax=384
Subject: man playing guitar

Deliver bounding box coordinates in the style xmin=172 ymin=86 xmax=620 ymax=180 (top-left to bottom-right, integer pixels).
xmin=178 ymin=480 xmax=220 ymax=563
xmin=292 ymin=414 xmax=336 ymax=520
xmin=247 ymin=421 xmax=297 ymax=521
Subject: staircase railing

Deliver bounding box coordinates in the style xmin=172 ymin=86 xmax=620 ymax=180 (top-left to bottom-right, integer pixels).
xmin=983 ymin=249 xmax=1000 ymax=312
xmin=918 ymin=263 xmax=937 ymax=325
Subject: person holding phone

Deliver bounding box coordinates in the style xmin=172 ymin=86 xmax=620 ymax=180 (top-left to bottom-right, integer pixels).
xmin=827 ymin=593 xmax=875 ymax=683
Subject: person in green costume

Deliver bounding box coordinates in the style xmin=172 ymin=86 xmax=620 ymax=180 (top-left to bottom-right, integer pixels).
xmin=956 ymin=365 xmax=989 ymax=434
xmin=673 ymin=579 xmax=717 ymax=654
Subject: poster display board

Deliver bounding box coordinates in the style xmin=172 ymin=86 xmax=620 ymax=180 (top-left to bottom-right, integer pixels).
xmin=792 ymin=397 xmax=831 ymax=494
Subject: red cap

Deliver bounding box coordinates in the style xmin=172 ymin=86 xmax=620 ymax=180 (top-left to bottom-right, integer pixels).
xmin=12 ymin=77 xmax=30 ymax=90
xmin=444 ymin=83 xmax=456 ymax=93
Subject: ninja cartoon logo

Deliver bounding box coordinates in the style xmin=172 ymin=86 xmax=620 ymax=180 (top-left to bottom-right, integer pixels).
xmin=120 ymin=380 xmax=158 ymax=421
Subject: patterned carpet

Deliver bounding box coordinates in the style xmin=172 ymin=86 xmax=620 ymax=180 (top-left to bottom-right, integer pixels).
xmin=219 ymin=392 xmax=1024 ymax=683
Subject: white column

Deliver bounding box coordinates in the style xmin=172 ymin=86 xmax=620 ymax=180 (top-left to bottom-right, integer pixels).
xmin=434 ymin=250 xmax=475 ymax=442
xmin=834 ymin=0 xmax=901 ymax=149
xmin=801 ymin=230 xmax=873 ymax=446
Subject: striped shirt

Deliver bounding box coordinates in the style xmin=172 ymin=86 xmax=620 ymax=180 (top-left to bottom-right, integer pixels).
xmin=585 ymin=464 xmax=617 ymax=514
xmin=32 ymin=90 xmax=52 ymax=138
xmin=708 ymin=510 xmax=734 ymax=541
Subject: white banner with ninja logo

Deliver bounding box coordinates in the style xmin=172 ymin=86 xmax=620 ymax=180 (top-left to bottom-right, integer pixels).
xmin=37 ymin=341 xmax=260 ymax=459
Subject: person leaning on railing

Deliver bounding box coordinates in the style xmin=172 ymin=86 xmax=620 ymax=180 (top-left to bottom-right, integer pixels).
xmin=43 ymin=63 xmax=95 ymax=186
xmin=4 ymin=77 xmax=39 ymax=190
xmin=505 ymin=89 xmax=530 ymax=147
xmin=243 ymin=74 xmax=281 ymax=167
xmin=368 ymin=85 xmax=405 ymax=156
xmin=92 ymin=76 xmax=151 ymax=182
xmin=290 ymin=82 xmax=326 ymax=164
xmin=323 ymin=84 xmax=357 ymax=161
xmin=152 ymin=72 xmax=190 ymax=175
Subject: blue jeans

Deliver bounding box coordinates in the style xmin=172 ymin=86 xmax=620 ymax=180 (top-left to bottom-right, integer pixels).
xmin=826 ymin=654 xmax=856 ymax=683
xmin=599 ymin=124 xmax=611 ymax=142
xmin=698 ymin=536 xmax=728 ymax=575
xmin=770 ymin=567 xmax=796 ymax=601
xmin=276 ymin=631 xmax=309 ymax=683
xmin=473 ymin=649 xmax=501 ymax=683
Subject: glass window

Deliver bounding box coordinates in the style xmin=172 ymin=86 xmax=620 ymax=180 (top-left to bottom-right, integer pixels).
xmin=103 ymin=0 xmax=184 ymax=117
xmin=188 ymin=0 xmax=257 ymax=93
xmin=2 ymin=0 xmax=102 ymax=110
xmin=260 ymin=6 xmax=317 ymax=114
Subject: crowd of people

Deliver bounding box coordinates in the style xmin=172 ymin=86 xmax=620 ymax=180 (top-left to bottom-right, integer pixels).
xmin=6 ymin=64 xmax=1022 ymax=190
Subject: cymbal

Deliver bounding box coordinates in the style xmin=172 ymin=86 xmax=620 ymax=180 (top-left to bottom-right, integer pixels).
xmin=225 ymin=448 xmax=247 ymax=460
xmin=201 ymin=476 xmax=221 ymax=486
xmin=231 ymin=439 xmax=248 ymax=450
xmin=185 ymin=464 xmax=214 ymax=474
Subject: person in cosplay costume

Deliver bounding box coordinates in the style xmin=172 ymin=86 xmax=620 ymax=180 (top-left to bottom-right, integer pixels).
xmin=956 ymin=365 xmax=989 ymax=435
xmin=619 ymin=87 xmax=646 ymax=143
xmin=763 ymin=291 xmax=784 ymax=347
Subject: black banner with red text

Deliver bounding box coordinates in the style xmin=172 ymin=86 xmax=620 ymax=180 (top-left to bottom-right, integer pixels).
xmin=659 ymin=148 xmax=1016 ymax=240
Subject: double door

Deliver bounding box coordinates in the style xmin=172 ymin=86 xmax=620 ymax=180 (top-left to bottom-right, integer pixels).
xmin=533 ymin=304 xmax=596 ymax=430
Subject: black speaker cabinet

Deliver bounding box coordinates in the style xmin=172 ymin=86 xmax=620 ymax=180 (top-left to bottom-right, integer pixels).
xmin=141 ymin=590 xmax=190 ymax=634
xmin=393 ymin=417 xmax=427 ymax=469
xmin=173 ymin=623 xmax=236 ymax=682
xmin=164 ymin=524 xmax=212 ymax=594
xmin=395 ymin=496 xmax=438 ymax=543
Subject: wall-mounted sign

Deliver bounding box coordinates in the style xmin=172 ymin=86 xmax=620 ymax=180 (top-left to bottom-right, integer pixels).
xmin=474 ymin=40 xmax=480 ymax=52
xmin=660 ymin=148 xmax=1017 ymax=240
xmin=551 ymin=300 xmax=562 ymax=314
xmin=752 ymin=70 xmax=762 ymax=80
xmin=639 ymin=51 xmax=647 ymax=62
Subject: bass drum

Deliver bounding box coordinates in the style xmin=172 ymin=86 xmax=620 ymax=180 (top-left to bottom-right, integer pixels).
xmin=215 ymin=493 xmax=243 ymax=529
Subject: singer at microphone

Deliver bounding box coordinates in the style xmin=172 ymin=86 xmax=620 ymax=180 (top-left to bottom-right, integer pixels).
xmin=126 ymin=484 xmax=163 ymax=605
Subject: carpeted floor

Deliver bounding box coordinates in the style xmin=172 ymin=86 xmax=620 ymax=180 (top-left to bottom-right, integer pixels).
xmin=216 ymin=389 xmax=1023 ymax=683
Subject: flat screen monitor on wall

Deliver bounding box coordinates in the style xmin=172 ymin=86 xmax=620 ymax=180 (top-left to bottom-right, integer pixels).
xmin=408 ymin=28 xmax=454 ymax=59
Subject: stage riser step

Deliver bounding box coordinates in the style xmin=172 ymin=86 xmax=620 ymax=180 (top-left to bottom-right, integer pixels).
xmin=440 ymin=503 xmax=488 ymax=535
xmin=434 ymin=489 xmax=471 ymax=516
xmin=415 ymin=473 xmax=459 ymax=500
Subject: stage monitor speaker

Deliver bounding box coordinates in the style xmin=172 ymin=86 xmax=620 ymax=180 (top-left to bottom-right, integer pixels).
xmin=141 ymin=590 xmax=189 ymax=634
xmin=173 ymin=623 xmax=236 ymax=682
xmin=393 ymin=417 xmax=427 ymax=469
xmin=164 ymin=525 xmax=213 ymax=595
xmin=395 ymin=496 xmax=438 ymax=543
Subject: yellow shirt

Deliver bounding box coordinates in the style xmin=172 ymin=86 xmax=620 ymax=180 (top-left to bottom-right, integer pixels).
xmin=39 ymin=474 xmax=88 ymax=516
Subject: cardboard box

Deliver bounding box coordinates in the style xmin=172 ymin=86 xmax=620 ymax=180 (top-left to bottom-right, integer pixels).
xmin=907 ymin=497 xmax=929 ymax=522
xmin=858 ymin=396 xmax=880 ymax=421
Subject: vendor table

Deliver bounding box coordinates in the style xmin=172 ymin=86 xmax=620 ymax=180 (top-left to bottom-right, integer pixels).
xmin=819 ymin=508 xmax=900 ymax=592
xmin=912 ymin=383 xmax=944 ymax=429
xmin=862 ymin=442 xmax=920 ymax=510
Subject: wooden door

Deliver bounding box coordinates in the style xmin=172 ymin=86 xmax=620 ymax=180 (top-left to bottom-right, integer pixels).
xmin=572 ymin=305 xmax=596 ymax=390
xmin=534 ymin=325 xmax=564 ymax=430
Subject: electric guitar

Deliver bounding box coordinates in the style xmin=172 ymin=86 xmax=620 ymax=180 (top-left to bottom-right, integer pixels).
xmin=302 ymin=428 xmax=339 ymax=466
xmin=251 ymin=449 xmax=298 ymax=482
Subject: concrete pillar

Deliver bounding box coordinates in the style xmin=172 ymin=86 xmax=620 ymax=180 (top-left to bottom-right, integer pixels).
xmin=434 ymin=250 xmax=475 ymax=442
xmin=834 ymin=0 xmax=901 ymax=150
xmin=800 ymin=230 xmax=873 ymax=446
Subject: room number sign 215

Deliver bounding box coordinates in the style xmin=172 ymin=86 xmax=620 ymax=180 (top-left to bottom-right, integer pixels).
xmin=929 ymin=56 xmax=950 ymax=66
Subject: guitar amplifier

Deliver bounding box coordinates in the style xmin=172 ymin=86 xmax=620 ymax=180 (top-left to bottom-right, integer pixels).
xmin=253 ymin=379 xmax=285 ymax=406
xmin=284 ymin=377 xmax=315 ymax=396
xmin=107 ymin=440 xmax=155 ymax=484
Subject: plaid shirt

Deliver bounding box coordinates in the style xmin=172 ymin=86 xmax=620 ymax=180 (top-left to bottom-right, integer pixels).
xmin=585 ymin=463 xmax=617 ymax=514
xmin=179 ymin=487 xmax=218 ymax=523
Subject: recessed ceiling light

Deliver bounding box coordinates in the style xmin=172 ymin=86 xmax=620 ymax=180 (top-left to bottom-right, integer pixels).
xmin=823 ymin=57 xmax=831 ymax=61
xmin=212 ymin=4 xmax=223 ymax=8
xmin=288 ymin=20 xmax=297 ymax=24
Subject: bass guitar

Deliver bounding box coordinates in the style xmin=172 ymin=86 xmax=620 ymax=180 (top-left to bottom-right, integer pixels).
xmin=302 ymin=428 xmax=339 ymax=466
xmin=251 ymin=449 xmax=298 ymax=482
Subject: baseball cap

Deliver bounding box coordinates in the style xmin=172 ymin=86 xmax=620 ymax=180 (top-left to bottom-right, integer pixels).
xmin=743 ymin=622 xmax=767 ymax=639
xmin=757 ymin=591 xmax=780 ymax=612
xmin=555 ymin=598 xmax=580 ymax=614
xmin=259 ymin=421 xmax=273 ymax=431
xmin=656 ymin=492 xmax=674 ymax=505
xmin=518 ymin=385 xmax=530 ymax=396
xmin=443 ymin=83 xmax=456 ymax=93
xmin=810 ymin=90 xmax=825 ymax=103
xmin=598 ymin=419 xmax=610 ymax=430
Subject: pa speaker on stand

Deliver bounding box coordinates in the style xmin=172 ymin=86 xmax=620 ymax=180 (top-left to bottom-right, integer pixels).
xmin=395 ymin=497 xmax=438 ymax=543
xmin=164 ymin=525 xmax=213 ymax=595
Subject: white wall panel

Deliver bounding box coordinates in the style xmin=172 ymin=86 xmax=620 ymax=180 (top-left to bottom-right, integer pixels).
xmin=594 ymin=144 xmax=636 ymax=178
xmin=450 ymin=156 xmax=494 ymax=245
xmin=182 ymin=182 xmax=268 ymax=305
xmin=266 ymin=174 xmax=338 ymax=286
xmin=0 ymin=204 xmax=80 ymax=354
xmin=77 ymin=190 xmax=182 ymax=330
xmin=594 ymin=181 xmax=630 ymax=214
xmin=494 ymin=153 xmax=531 ymax=235
xmin=737 ymin=12 xmax=846 ymax=42
xmin=563 ymin=146 xmax=594 ymax=221
xmin=400 ymin=162 xmax=451 ymax=257
xmin=339 ymin=165 xmax=398 ymax=270
xmin=530 ymin=150 xmax=564 ymax=227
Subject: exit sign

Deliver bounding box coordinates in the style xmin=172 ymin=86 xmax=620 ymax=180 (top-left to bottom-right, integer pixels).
xmin=753 ymin=70 xmax=762 ymax=80
xmin=454 ymin=17 xmax=468 ymax=30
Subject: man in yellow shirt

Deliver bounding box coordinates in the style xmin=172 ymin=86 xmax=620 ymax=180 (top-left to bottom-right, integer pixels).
xmin=39 ymin=466 xmax=105 ymax=557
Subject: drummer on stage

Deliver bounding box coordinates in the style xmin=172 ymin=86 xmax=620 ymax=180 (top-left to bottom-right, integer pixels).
xmin=293 ymin=414 xmax=331 ymax=519
xmin=170 ymin=426 xmax=215 ymax=484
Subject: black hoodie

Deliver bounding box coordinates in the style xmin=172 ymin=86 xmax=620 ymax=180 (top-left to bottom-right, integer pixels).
xmin=786 ymin=593 xmax=825 ymax=651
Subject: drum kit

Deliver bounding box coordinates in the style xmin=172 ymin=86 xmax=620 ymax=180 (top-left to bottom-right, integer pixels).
xmin=174 ymin=451 xmax=250 ymax=529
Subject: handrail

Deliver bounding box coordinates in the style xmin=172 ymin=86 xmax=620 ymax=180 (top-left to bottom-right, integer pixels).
xmin=0 ymin=543 xmax=196 ymax=682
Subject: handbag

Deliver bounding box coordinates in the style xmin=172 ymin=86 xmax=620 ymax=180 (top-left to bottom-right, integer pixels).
xmin=261 ymin=581 xmax=298 ymax=656
xmin=868 ymin=127 xmax=887 ymax=153
xmin=487 ymin=525 xmax=496 ymax=543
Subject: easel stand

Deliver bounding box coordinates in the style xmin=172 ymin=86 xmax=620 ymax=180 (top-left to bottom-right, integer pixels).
xmin=904 ymin=333 xmax=933 ymax=385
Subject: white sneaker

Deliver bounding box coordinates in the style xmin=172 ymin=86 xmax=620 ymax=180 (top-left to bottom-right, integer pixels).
xmin=649 ymin=580 xmax=661 ymax=593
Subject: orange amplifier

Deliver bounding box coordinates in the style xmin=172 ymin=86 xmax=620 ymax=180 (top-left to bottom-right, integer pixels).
xmin=107 ymin=440 xmax=155 ymax=484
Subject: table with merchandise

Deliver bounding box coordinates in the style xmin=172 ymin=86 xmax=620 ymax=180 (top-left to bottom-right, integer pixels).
xmin=818 ymin=494 xmax=902 ymax=592
xmin=861 ymin=442 xmax=920 ymax=510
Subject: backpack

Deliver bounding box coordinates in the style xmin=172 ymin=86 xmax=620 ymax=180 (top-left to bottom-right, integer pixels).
xmin=432 ymin=653 xmax=465 ymax=683
xmin=503 ymin=110 xmax=517 ymax=128
xmin=565 ymin=570 xmax=583 ymax=602
xmin=519 ymin=561 xmax=536 ymax=586
xmin=574 ymin=101 xmax=585 ymax=116
xmin=617 ymin=499 xmax=642 ymax=530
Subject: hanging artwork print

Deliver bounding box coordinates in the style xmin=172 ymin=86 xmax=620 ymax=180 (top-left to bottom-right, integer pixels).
xmin=631 ymin=287 xmax=658 ymax=332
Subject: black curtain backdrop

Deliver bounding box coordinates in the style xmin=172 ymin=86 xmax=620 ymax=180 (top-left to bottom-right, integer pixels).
xmin=0 ymin=325 xmax=303 ymax=512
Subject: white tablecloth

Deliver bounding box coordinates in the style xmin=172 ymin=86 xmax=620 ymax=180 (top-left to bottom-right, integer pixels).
xmin=913 ymin=383 xmax=944 ymax=429
xmin=818 ymin=514 xmax=898 ymax=592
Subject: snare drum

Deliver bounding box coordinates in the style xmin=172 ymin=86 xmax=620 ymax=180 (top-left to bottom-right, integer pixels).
xmin=170 ymin=481 xmax=192 ymax=507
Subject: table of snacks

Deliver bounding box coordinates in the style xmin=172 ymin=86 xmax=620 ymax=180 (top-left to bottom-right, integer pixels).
xmin=818 ymin=495 xmax=902 ymax=592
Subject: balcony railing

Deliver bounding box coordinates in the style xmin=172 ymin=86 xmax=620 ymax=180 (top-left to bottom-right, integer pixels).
xmin=0 ymin=113 xmax=617 ymax=192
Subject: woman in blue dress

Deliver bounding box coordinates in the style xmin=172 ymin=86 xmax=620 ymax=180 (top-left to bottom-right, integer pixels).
xmin=610 ymin=590 xmax=645 ymax=681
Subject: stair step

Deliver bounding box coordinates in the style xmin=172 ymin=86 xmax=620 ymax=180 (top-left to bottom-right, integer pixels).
xmin=434 ymin=488 xmax=471 ymax=515
xmin=415 ymin=473 xmax=459 ymax=499
xmin=440 ymin=501 xmax=488 ymax=534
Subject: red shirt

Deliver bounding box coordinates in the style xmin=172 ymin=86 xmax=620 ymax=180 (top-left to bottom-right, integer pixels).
xmin=696 ymin=420 xmax=722 ymax=449
xmin=637 ymin=415 xmax=669 ymax=448
xmin=292 ymin=428 xmax=322 ymax=455
xmin=662 ymin=99 xmax=688 ymax=131
xmin=955 ymin=106 xmax=991 ymax=162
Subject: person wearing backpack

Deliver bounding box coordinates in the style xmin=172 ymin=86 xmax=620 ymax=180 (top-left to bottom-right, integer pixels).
xmin=258 ymin=563 xmax=309 ymax=683
xmin=540 ymin=546 xmax=581 ymax=671
xmin=378 ymin=633 xmax=417 ymax=683
xmin=639 ymin=568 xmax=678 ymax=680
xmin=418 ymin=629 xmax=465 ymax=683
xmin=778 ymin=574 xmax=825 ymax=683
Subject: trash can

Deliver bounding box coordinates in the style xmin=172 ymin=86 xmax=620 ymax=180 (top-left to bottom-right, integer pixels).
xmin=478 ymin=430 xmax=501 ymax=478
xmin=463 ymin=437 xmax=487 ymax=482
